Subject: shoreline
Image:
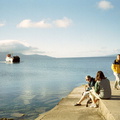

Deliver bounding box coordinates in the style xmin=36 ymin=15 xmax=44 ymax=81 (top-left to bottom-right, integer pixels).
xmin=35 ymin=84 xmax=102 ymax=120
xmin=35 ymin=81 xmax=120 ymax=120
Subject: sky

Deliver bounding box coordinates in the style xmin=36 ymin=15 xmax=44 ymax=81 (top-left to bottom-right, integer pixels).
xmin=0 ymin=0 xmax=120 ymax=58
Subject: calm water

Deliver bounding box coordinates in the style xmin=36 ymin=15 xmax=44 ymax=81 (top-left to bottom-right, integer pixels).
xmin=0 ymin=56 xmax=115 ymax=119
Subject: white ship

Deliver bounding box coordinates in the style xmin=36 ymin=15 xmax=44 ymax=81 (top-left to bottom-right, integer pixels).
xmin=6 ymin=54 xmax=20 ymax=63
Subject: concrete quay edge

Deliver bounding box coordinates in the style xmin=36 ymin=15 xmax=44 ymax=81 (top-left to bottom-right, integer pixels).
xmin=35 ymin=81 xmax=120 ymax=120
xmin=99 ymin=81 xmax=120 ymax=120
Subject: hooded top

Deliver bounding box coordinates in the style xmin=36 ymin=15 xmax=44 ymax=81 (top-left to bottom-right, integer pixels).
xmin=94 ymin=78 xmax=111 ymax=99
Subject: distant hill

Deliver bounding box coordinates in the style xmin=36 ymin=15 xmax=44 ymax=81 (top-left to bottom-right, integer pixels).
xmin=0 ymin=52 xmax=54 ymax=61
xmin=106 ymin=54 xmax=117 ymax=57
xmin=0 ymin=52 xmax=117 ymax=61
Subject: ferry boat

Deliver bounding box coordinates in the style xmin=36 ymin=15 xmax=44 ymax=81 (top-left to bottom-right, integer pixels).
xmin=6 ymin=54 xmax=20 ymax=63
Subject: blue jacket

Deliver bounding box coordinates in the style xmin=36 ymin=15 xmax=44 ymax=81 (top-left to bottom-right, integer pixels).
xmin=86 ymin=78 xmax=96 ymax=91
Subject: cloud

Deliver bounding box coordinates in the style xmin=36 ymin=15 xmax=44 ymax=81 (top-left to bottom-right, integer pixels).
xmin=98 ymin=0 xmax=114 ymax=10
xmin=0 ymin=40 xmax=45 ymax=55
xmin=53 ymin=17 xmax=72 ymax=28
xmin=17 ymin=19 xmax=52 ymax=28
xmin=113 ymin=49 xmax=120 ymax=54
xmin=0 ymin=23 xmax=5 ymax=27
xmin=17 ymin=17 xmax=72 ymax=28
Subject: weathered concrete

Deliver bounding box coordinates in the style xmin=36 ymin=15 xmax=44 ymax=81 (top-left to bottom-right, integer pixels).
xmin=99 ymin=81 xmax=120 ymax=120
xmin=35 ymin=81 xmax=120 ymax=120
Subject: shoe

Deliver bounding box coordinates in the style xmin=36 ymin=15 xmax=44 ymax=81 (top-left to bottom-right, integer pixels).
xmin=113 ymin=88 xmax=119 ymax=90
xmin=86 ymin=104 xmax=88 ymax=107
xmin=90 ymin=104 xmax=97 ymax=108
xmin=74 ymin=103 xmax=81 ymax=106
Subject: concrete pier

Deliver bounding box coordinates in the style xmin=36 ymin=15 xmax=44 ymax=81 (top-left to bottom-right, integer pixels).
xmin=35 ymin=81 xmax=120 ymax=120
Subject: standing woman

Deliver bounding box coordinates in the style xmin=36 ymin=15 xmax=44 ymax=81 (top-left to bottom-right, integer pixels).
xmin=111 ymin=54 xmax=120 ymax=90
xmin=89 ymin=71 xmax=111 ymax=108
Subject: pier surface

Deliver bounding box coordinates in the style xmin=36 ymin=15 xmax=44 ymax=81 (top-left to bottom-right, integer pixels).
xmin=35 ymin=81 xmax=120 ymax=120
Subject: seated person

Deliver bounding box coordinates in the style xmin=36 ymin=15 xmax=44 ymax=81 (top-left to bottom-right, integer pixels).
xmin=74 ymin=75 xmax=96 ymax=106
xmin=89 ymin=71 xmax=111 ymax=108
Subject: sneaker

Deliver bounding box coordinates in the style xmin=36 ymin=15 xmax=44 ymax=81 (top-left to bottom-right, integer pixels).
xmin=90 ymin=104 xmax=97 ymax=108
xmin=74 ymin=103 xmax=81 ymax=106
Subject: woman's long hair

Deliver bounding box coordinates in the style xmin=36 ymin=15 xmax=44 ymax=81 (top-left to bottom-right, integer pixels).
xmin=95 ymin=71 xmax=106 ymax=81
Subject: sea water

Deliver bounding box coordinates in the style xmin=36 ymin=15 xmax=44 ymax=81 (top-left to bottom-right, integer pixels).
xmin=0 ymin=56 xmax=115 ymax=119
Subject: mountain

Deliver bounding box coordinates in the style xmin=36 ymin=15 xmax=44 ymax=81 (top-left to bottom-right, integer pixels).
xmin=0 ymin=52 xmax=54 ymax=61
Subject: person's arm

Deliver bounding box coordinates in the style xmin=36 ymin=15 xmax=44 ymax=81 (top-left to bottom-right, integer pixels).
xmin=85 ymin=84 xmax=88 ymax=90
xmin=111 ymin=64 xmax=116 ymax=72
xmin=94 ymin=82 xmax=100 ymax=94
xmin=86 ymin=80 xmax=95 ymax=91
xmin=111 ymin=60 xmax=117 ymax=72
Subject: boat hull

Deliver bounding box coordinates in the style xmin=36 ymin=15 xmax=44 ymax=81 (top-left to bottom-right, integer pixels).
xmin=6 ymin=55 xmax=20 ymax=63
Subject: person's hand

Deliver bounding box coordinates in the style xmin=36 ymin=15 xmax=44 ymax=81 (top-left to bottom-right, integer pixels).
xmin=92 ymin=87 xmax=94 ymax=90
xmin=85 ymin=84 xmax=88 ymax=88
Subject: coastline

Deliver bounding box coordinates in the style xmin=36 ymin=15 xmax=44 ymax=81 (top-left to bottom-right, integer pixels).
xmin=35 ymin=81 xmax=120 ymax=120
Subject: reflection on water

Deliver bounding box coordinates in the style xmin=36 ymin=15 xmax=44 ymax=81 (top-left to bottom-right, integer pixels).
xmin=0 ymin=56 xmax=115 ymax=119
xmin=16 ymin=90 xmax=35 ymax=105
